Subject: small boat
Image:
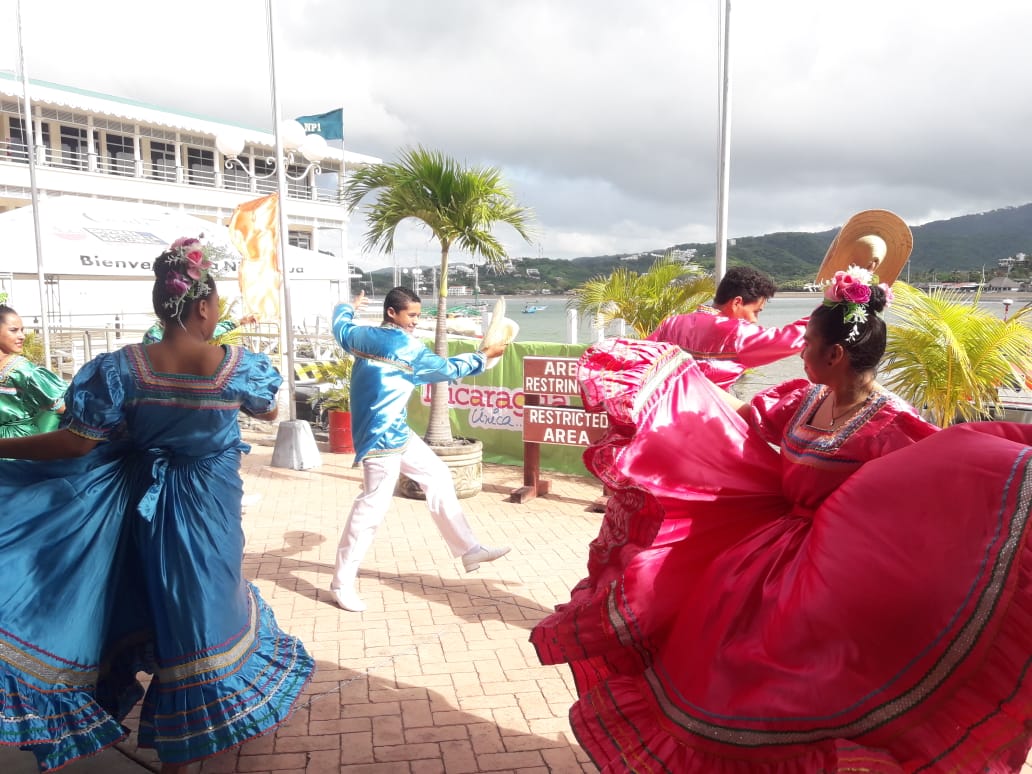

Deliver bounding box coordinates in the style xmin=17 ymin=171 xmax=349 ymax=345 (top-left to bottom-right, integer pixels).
xmin=522 ymin=303 xmax=548 ymax=314
xmin=413 ymin=315 xmax=482 ymax=338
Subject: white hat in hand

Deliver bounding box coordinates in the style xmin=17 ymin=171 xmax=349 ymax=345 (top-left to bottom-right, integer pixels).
xmin=481 ymin=297 xmax=519 ymax=370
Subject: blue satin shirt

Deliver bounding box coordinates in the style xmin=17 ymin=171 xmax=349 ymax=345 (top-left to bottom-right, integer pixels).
xmin=331 ymin=303 xmax=486 ymax=463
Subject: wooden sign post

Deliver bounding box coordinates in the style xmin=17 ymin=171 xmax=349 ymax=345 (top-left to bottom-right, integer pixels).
xmin=510 ymin=356 xmax=609 ymax=504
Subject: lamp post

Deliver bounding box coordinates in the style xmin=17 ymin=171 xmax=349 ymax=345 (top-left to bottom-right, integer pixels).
xmin=216 ymin=119 xmax=326 ymax=411
xmin=213 ymin=0 xmax=328 ymax=471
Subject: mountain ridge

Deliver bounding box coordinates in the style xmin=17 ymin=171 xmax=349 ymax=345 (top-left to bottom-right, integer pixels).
xmin=652 ymin=202 xmax=1032 ymax=280
xmin=361 ymin=203 xmax=1032 ymax=292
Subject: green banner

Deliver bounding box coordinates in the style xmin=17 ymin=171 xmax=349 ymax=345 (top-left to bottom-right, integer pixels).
xmin=406 ymin=340 xmax=594 ymax=476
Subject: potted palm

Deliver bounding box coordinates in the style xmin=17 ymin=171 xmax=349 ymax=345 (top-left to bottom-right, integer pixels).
xmin=342 ymin=146 xmax=534 ymax=496
xmin=307 ymin=353 xmax=355 ymax=453
xmin=882 ymin=282 xmax=1032 ymax=426
xmin=567 ymin=254 xmax=716 ymax=337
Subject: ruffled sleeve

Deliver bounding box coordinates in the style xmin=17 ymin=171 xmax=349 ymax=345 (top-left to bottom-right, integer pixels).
xmin=864 ymin=396 xmax=939 ymax=455
xmin=578 ymin=339 xmax=689 ymax=427
xmin=61 ymin=353 xmax=126 ymax=440
xmin=747 ymin=378 xmax=811 ymax=446
xmin=14 ymin=360 xmax=67 ymax=414
xmin=239 ymin=350 xmax=283 ymax=417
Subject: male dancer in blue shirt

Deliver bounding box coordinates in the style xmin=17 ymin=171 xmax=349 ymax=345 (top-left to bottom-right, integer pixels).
xmin=329 ymin=287 xmax=510 ymax=612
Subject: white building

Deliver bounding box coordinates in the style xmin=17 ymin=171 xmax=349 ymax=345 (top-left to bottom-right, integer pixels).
xmin=0 ymin=71 xmax=380 ymax=325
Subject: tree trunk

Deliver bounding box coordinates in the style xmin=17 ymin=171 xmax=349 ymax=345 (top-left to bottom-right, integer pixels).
xmin=425 ymin=243 xmax=454 ymax=446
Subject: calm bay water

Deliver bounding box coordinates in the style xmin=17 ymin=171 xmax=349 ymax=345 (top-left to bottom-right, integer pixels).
xmin=493 ymin=295 xmax=821 ymax=345
xmin=500 ymin=292 xmax=1018 ymax=345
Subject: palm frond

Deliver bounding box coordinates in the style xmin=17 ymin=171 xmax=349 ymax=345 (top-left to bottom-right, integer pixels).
xmin=340 ymin=145 xmax=536 ymax=445
xmin=566 ymin=255 xmax=715 ymax=337
xmin=884 ymin=282 xmax=1032 ymax=426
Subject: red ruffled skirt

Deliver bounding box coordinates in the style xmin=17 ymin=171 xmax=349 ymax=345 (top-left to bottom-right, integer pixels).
xmin=532 ymin=340 xmax=1032 ymax=772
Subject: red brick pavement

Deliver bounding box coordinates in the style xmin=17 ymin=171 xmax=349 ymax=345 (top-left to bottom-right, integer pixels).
xmin=178 ymin=435 xmax=600 ymax=773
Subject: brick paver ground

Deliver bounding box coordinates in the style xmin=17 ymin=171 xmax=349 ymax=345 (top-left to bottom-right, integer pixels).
xmin=9 ymin=433 xmax=604 ymax=774
xmin=212 ymin=433 xmax=604 ymax=774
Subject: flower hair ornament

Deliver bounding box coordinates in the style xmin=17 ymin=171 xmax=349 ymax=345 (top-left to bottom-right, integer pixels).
xmin=162 ymin=237 xmax=218 ymax=320
xmin=821 ymin=265 xmax=893 ymax=343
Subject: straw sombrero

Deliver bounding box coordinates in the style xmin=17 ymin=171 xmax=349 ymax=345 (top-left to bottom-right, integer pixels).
xmin=480 ymin=297 xmax=519 ymax=370
xmin=815 ymin=210 xmax=913 ymax=285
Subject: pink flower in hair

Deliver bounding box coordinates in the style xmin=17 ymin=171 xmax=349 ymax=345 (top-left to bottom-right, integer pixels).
xmin=880 ymin=283 xmax=894 ymax=305
xmin=842 ymin=281 xmax=872 ymax=304
xmin=171 ymin=237 xmax=200 ymax=251
xmin=183 ymin=248 xmax=210 ymax=279
xmin=165 ymin=270 xmax=190 ymax=296
xmin=820 ymin=265 xmax=882 ymax=343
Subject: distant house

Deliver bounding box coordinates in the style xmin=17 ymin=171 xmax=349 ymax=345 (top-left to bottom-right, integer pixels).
xmin=671 ymin=248 xmax=697 ymax=261
xmin=987 ymin=277 xmax=1021 ymax=291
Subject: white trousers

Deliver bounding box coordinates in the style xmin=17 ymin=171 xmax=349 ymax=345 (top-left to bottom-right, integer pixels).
xmin=332 ymin=434 xmax=479 ymax=590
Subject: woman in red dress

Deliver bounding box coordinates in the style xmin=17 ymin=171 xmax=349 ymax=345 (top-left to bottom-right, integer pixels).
xmin=533 ymin=270 xmax=1032 ymax=772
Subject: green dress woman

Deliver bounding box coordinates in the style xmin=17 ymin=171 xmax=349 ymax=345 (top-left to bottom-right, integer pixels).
xmin=0 ymin=305 xmax=66 ymax=438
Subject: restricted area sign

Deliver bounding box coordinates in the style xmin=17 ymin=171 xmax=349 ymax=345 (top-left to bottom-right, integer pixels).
xmin=523 ymin=405 xmax=609 ymax=446
xmin=522 ymin=356 xmax=581 ymax=395
xmin=512 ymin=356 xmax=609 ymax=504
xmin=520 ymin=357 xmax=609 ymax=447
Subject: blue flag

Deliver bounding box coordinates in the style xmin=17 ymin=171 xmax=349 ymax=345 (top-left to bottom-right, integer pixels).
xmin=295 ymin=108 xmax=343 ymax=141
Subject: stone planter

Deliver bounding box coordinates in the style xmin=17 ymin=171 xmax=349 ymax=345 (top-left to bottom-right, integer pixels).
xmin=397 ymin=437 xmax=483 ymax=500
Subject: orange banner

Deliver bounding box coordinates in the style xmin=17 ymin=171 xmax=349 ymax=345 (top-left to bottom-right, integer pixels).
xmin=229 ymin=193 xmax=281 ymax=322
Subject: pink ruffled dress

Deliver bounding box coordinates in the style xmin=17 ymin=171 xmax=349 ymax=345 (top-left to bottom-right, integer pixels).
xmin=532 ymin=338 xmax=1032 ymax=772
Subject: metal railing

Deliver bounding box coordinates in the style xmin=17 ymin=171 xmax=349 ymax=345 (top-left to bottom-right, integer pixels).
xmin=0 ymin=140 xmax=345 ymax=205
xmin=39 ymin=322 xmax=350 ymax=382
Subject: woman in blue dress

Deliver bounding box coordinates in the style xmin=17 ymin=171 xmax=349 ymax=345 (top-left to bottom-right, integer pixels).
xmin=0 ymin=238 xmax=314 ymax=772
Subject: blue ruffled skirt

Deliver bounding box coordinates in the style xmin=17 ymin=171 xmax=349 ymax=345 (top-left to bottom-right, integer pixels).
xmin=0 ymin=444 xmax=314 ymax=771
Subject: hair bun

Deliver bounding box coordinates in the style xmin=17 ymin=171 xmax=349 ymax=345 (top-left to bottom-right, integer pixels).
xmin=867 ymin=284 xmax=888 ymax=314
xmin=153 ymin=249 xmax=175 ymax=279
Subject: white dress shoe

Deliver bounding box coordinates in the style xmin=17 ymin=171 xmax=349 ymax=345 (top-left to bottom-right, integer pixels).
xmin=331 ymin=586 xmax=367 ymax=612
xmin=462 ymin=545 xmax=511 ymax=573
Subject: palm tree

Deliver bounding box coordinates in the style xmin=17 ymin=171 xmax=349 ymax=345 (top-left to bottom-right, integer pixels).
xmin=882 ymin=282 xmax=1032 ymax=426
xmin=567 ymin=255 xmax=716 ymax=338
xmin=343 ymin=146 xmax=535 ymax=446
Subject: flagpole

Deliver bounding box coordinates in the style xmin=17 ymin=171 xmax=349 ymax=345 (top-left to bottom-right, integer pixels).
xmin=714 ymin=0 xmax=732 ymax=282
xmin=15 ymin=0 xmax=52 ymax=367
xmin=266 ymin=3 xmax=296 ymax=422
xmin=266 ymin=0 xmax=321 ymax=470
xmin=340 ymin=103 xmax=352 ymax=300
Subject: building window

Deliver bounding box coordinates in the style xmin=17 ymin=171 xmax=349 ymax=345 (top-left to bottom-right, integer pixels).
xmin=223 ymin=153 xmax=252 ymax=192
xmin=289 ymin=230 xmax=311 ymax=250
xmin=105 ymin=132 xmax=134 ymax=176
xmin=254 ymin=157 xmax=277 ymax=195
xmin=186 ymin=147 xmax=215 ymax=187
xmin=59 ymin=126 xmax=89 ymax=169
xmin=8 ymin=117 xmax=51 ymax=163
xmin=150 ymin=140 xmax=176 ymax=181
xmin=286 ymin=163 xmax=312 ymax=199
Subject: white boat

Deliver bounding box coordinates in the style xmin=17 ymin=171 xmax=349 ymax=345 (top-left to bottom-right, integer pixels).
xmin=414 ymin=314 xmax=482 ymax=338
xmin=522 ymin=303 xmax=548 ymax=313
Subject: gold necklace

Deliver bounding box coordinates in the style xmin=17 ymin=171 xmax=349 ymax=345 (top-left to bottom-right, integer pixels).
xmin=828 ymin=391 xmax=872 ymax=426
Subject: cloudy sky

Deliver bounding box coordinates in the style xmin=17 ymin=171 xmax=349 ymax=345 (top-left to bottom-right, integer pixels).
xmin=4 ymin=0 xmax=1031 ymax=269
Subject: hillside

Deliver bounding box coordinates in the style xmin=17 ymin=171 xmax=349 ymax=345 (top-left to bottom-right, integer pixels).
xmin=360 ymin=203 xmax=1032 ymax=293
xmin=660 ymin=203 xmax=1032 ymax=282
